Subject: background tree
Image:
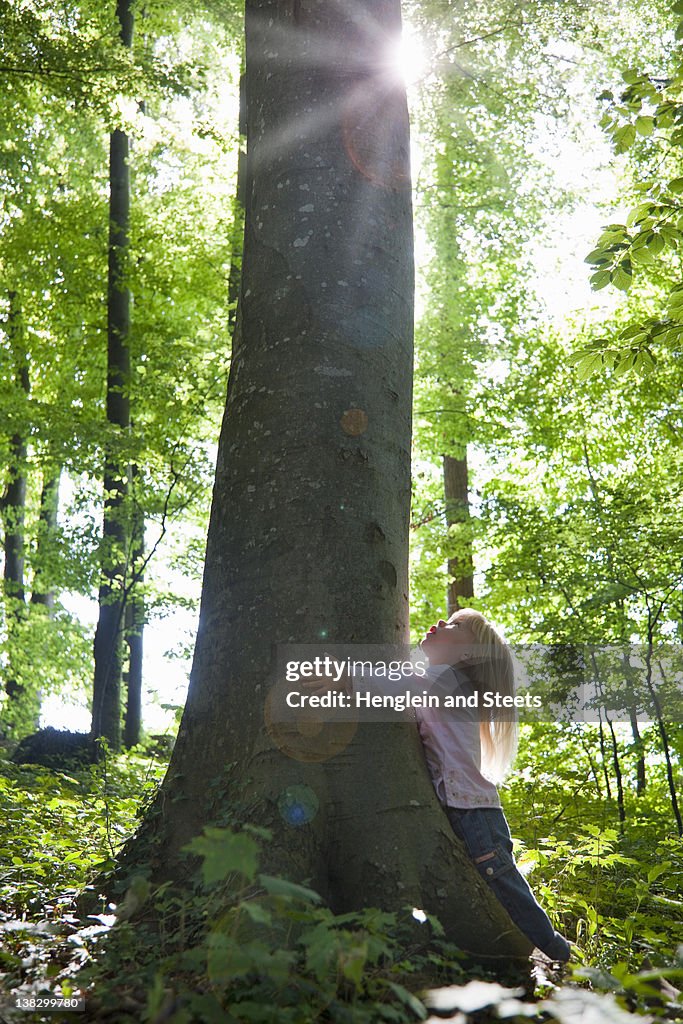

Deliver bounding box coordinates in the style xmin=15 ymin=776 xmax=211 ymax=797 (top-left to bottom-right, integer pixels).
xmin=91 ymin=0 xmax=135 ymax=752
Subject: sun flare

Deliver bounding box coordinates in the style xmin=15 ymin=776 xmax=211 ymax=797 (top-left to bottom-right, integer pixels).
xmin=385 ymin=27 xmax=426 ymax=87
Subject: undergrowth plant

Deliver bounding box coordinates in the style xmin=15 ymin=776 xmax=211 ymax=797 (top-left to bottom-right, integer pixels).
xmin=0 ymin=728 xmax=681 ymax=1023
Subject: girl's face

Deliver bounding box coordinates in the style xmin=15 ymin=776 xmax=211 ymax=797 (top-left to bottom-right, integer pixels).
xmin=420 ymin=612 xmax=477 ymax=666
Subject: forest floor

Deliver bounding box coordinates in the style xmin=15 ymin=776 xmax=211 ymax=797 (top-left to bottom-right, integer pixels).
xmin=0 ymin=727 xmax=681 ymax=1023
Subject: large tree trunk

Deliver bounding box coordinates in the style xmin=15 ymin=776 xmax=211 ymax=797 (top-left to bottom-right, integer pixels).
xmin=444 ymin=452 xmax=474 ymax=615
xmin=91 ymin=0 xmax=134 ymax=751
xmin=111 ymin=0 xmax=530 ymax=960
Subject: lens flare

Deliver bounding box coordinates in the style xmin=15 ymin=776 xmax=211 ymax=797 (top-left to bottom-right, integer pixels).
xmin=384 ymin=28 xmax=426 ymax=87
xmin=277 ymin=784 xmax=320 ymax=827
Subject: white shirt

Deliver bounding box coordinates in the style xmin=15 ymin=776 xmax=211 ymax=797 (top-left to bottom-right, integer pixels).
xmin=415 ymin=666 xmax=501 ymax=809
xmin=354 ymin=663 xmax=501 ymax=810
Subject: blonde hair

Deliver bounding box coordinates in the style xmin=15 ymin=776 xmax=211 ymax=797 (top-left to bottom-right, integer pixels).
xmin=456 ymin=609 xmax=518 ymax=783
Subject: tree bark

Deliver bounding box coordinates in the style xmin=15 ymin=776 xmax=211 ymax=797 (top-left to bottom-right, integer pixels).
xmin=628 ymin=707 xmax=646 ymax=796
xmin=443 ymin=452 xmax=473 ymax=615
xmin=124 ymin=481 xmax=144 ymax=749
xmin=91 ymin=0 xmax=134 ymax=751
xmin=109 ymin=0 xmax=530 ymax=960
xmin=2 ymin=293 xmax=29 ymax=708
xmin=2 ymin=293 xmax=28 ymax=607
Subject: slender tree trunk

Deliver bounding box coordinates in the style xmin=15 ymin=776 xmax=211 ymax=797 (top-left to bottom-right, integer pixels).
xmin=107 ymin=1 xmax=530 ymax=960
xmin=2 ymin=293 xmax=29 ymax=709
xmin=606 ymin=715 xmax=626 ymax=828
xmin=91 ymin=0 xmax=134 ymax=752
xmin=618 ymin=616 xmax=646 ymax=795
xmin=30 ymin=465 xmax=61 ymax=613
xmin=574 ymin=724 xmax=602 ymax=799
xmin=443 ymin=451 xmax=473 ymax=615
xmin=592 ymin=654 xmax=625 ymax=824
xmin=628 ymin=708 xmax=646 ymax=796
xmin=651 ymin=657 xmax=682 ymax=836
xmin=124 ymin=481 xmax=144 ymax=749
xmin=597 ymin=713 xmax=613 ymax=801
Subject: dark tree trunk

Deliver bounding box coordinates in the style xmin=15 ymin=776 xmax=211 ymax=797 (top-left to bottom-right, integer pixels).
xmin=443 ymin=452 xmax=473 ymax=615
xmin=124 ymin=484 xmax=144 ymax=749
xmin=109 ymin=0 xmax=530 ymax=959
xmin=2 ymin=446 xmax=27 ymax=608
xmin=606 ymin=714 xmax=626 ymax=827
xmin=2 ymin=293 xmax=29 ymax=708
xmin=650 ymin=654 xmax=682 ymax=837
xmin=30 ymin=465 xmax=61 ymax=613
xmin=620 ymin=629 xmax=646 ymax=795
xmin=597 ymin=714 xmax=612 ymax=800
xmin=628 ymin=708 xmax=646 ymax=796
xmin=2 ymin=294 xmax=28 ymax=607
xmin=91 ymin=0 xmax=134 ymax=752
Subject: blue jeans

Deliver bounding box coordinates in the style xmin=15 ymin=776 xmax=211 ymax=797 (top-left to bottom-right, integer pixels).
xmin=446 ymin=806 xmax=570 ymax=962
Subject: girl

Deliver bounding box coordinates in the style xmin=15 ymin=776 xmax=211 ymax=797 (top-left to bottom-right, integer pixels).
xmin=419 ymin=608 xmax=571 ymax=962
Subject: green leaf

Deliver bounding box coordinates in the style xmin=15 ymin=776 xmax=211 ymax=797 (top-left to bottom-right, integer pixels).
xmin=300 ymin=921 xmax=339 ymax=980
xmin=184 ymin=827 xmax=260 ymax=887
xmin=626 ymin=202 xmax=655 ymax=227
xmin=629 ymin=243 xmax=655 ymax=266
xmin=573 ymin=966 xmax=622 ymax=992
xmin=667 ymin=286 xmax=683 ymax=314
xmin=589 ymin=270 xmax=612 ymax=291
xmin=613 ymin=352 xmax=637 ymax=376
xmin=596 ymin=224 xmax=628 ymax=246
xmin=423 ymin=910 xmax=445 ymax=937
xmin=206 ymin=934 xmax=255 ymax=986
xmin=258 ymin=874 xmax=323 ymax=903
xmin=387 ymin=981 xmax=428 ymax=1019
xmin=612 ymin=265 xmax=632 ymax=291
xmin=663 ymin=325 xmax=683 ymax=348
xmin=668 ymin=176 xmax=683 ymax=193
xmin=339 ymin=941 xmax=368 ymax=990
xmin=239 ymin=899 xmax=273 ymax=927
xmin=635 ymin=115 xmax=654 ymax=136
xmin=613 ymin=124 xmax=636 ymax=153
xmin=584 ymin=249 xmax=610 ymax=266
xmin=660 ymin=224 xmax=681 ymax=248
xmin=647 ymin=861 xmax=670 ymax=884
xmin=573 ymin=353 xmax=604 ymax=380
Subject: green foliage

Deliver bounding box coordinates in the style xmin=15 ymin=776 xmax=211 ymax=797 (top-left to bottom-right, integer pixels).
xmin=0 ymin=736 xmax=680 ymax=1020
xmin=0 ymin=0 xmax=241 ymax=734
xmin=137 ymin=827 xmax=440 ymax=1023
xmin=574 ymin=8 xmax=683 ymax=373
xmin=0 ymin=746 xmax=166 ymax=915
xmin=505 ymin=724 xmax=683 ymax=971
